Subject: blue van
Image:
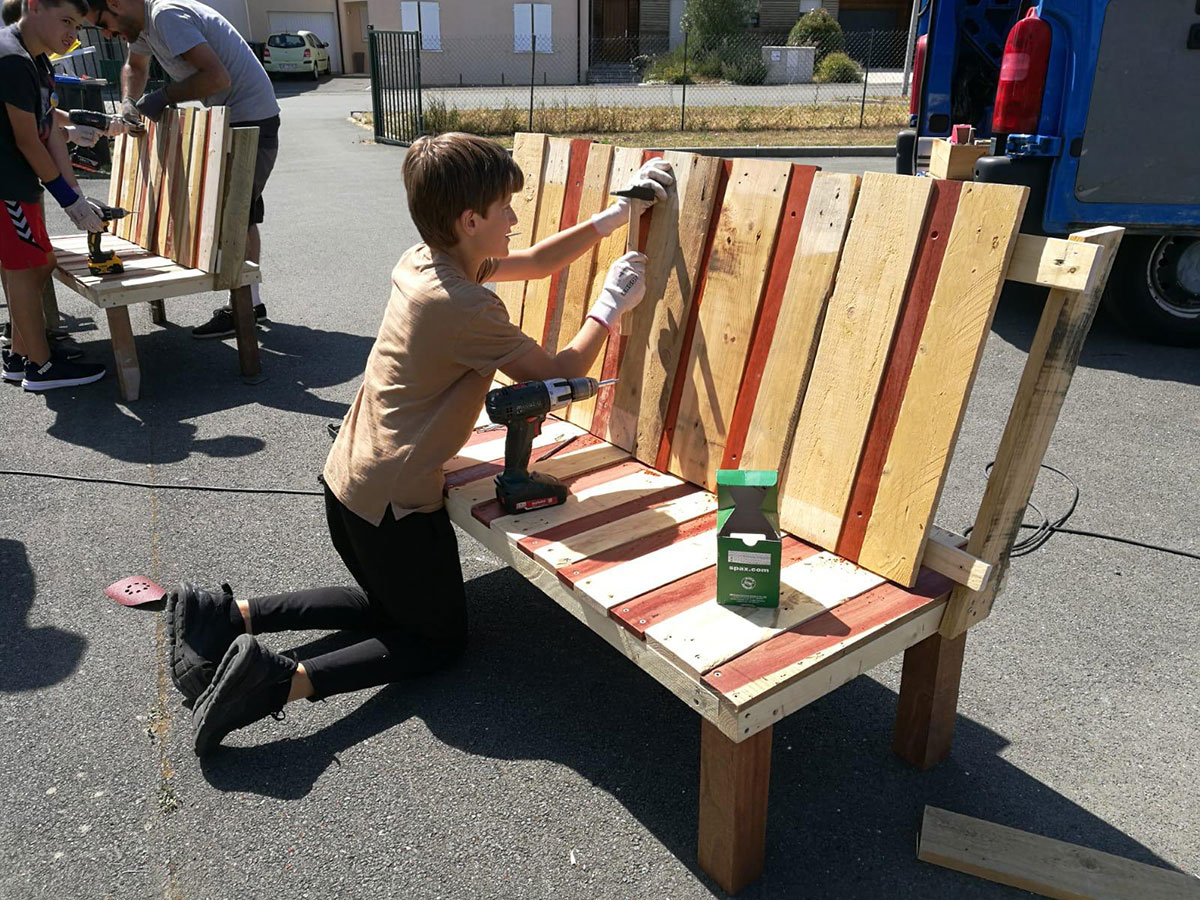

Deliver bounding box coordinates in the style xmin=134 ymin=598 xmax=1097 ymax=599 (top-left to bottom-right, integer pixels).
xmin=897 ymin=0 xmax=1200 ymax=346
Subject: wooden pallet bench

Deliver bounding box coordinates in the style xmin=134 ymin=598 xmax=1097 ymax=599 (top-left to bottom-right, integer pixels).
xmin=444 ymin=134 xmax=1124 ymax=894
xmin=49 ymin=107 xmax=261 ymax=401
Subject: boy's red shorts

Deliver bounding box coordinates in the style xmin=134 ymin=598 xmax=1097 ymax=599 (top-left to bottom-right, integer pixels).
xmin=0 ymin=199 xmax=52 ymax=270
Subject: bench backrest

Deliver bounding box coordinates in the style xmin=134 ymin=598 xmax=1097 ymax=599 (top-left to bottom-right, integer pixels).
xmin=105 ymin=107 xmax=258 ymax=286
xmin=501 ymin=133 xmax=1117 ymax=596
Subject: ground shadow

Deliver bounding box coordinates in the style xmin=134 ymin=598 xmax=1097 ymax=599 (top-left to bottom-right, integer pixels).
xmin=992 ymin=284 xmax=1200 ymax=387
xmin=38 ymin=318 xmax=374 ymax=465
xmin=197 ymin=567 xmax=1183 ymax=897
xmin=0 ymin=538 xmax=87 ymax=691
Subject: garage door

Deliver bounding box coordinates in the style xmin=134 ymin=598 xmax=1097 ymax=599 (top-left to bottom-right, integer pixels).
xmin=267 ymin=11 xmax=341 ymax=73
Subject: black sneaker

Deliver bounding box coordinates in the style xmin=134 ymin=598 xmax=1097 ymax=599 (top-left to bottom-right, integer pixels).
xmin=166 ymin=581 xmax=244 ymax=704
xmin=191 ymin=303 xmax=268 ymax=339
xmin=53 ymin=339 xmax=84 ymax=361
xmin=2 ymin=348 xmax=24 ymax=383
xmin=192 ymin=634 xmax=297 ymax=755
xmin=22 ymin=357 xmax=106 ymax=391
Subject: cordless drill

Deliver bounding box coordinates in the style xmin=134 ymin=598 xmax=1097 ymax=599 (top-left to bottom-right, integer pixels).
xmin=86 ymin=203 xmax=132 ymax=276
xmin=485 ymin=377 xmax=616 ymax=514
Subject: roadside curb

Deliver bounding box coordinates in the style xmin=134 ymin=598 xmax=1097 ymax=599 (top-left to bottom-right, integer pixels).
xmin=648 ymin=145 xmax=894 ymax=158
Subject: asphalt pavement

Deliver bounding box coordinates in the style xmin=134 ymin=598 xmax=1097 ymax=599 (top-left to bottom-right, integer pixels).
xmin=1 ymin=87 xmax=1198 ymax=900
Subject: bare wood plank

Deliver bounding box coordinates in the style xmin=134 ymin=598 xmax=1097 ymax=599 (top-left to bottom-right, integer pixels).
xmin=607 ymin=151 xmax=722 ymax=457
xmin=541 ymin=139 xmax=592 ymax=350
xmin=181 ymin=107 xmax=208 ymax=268
xmin=552 ymin=142 xmax=614 ymax=355
xmin=574 ymin=526 xmax=717 ymax=612
xmin=698 ymin=720 xmax=772 ymax=896
xmin=148 ymin=299 xmax=167 ymax=325
xmin=738 ymin=172 xmax=859 ymax=473
xmin=1006 ymin=233 xmax=1101 ymax=293
xmin=152 ymin=110 xmax=181 ymax=255
xmin=143 ymin=118 xmax=171 ymax=252
xmin=939 ymin=226 xmax=1123 ymax=638
xmin=494 ymin=132 xmax=548 ymax=326
xmin=130 ymin=123 xmax=157 ymax=246
xmin=444 ymin=420 xmax=582 ymax=474
xmin=116 ymin=132 xmax=140 ymax=240
xmin=214 ymin=127 xmax=259 ymax=292
xmin=918 ymin=806 xmax=1200 ymax=900
xmin=105 ymin=306 xmax=140 ymax=401
xmin=855 ymin=182 xmax=1027 ymax=586
xmin=517 ymin=137 xmax=572 ymax=342
xmin=196 ymin=107 xmax=230 ymax=273
xmin=106 ymin=132 xmax=126 ymax=209
xmin=566 ymin=145 xmax=644 ymax=431
xmin=165 ymin=107 xmax=196 ymax=264
xmin=779 ymin=173 xmax=933 ymax=550
xmin=666 ymin=158 xmax=792 ymax=491
xmin=893 ymin=631 xmax=966 ymax=769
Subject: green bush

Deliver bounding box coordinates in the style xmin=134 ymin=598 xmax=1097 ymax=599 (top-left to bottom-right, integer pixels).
xmin=787 ymin=8 xmax=844 ymax=62
xmin=422 ymin=96 xmax=462 ymax=133
xmin=681 ymin=0 xmax=755 ymax=41
xmin=814 ymin=51 xmax=861 ymax=83
xmin=722 ymin=56 xmax=767 ymax=85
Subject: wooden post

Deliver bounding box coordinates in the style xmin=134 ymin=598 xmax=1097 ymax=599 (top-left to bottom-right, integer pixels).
xmin=893 ymin=630 xmax=967 ymax=769
xmin=698 ymin=720 xmax=772 ymax=895
xmin=148 ymin=299 xmax=167 ymax=325
xmin=230 ymin=285 xmax=259 ymax=376
xmin=105 ymin=306 xmax=140 ymax=401
xmin=40 ymin=277 xmax=60 ymax=329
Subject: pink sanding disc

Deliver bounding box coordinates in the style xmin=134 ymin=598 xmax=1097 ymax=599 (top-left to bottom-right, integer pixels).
xmin=104 ymin=575 xmax=167 ymax=607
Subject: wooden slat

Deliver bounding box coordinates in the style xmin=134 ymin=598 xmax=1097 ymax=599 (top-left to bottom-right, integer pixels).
xmin=573 ymin=523 xmax=720 ymax=613
xmin=940 ymin=226 xmax=1123 ymax=638
xmin=214 ymin=127 xmax=259 ymax=291
xmin=720 ymin=164 xmax=817 ymax=470
xmin=606 ymin=150 xmax=723 ymax=455
xmin=737 ymin=172 xmax=859 ymax=473
xmin=518 ymin=137 xmax=572 ymax=342
xmin=666 ymin=159 xmax=792 ymax=490
xmin=196 ymin=107 xmax=230 ymax=273
xmin=854 ymin=182 xmax=1027 ymax=585
xmin=120 ymin=131 xmax=143 ymax=241
xmin=130 ymin=123 xmax=155 ymax=246
xmin=565 ymin=146 xmax=644 ymax=430
xmin=541 ymin=139 xmax=592 ymax=349
xmin=557 ymin=508 xmax=717 ymax=584
xmin=924 ymin=526 xmax=992 ymax=591
xmin=143 ymin=118 xmax=170 ymax=251
xmin=494 ymin=132 xmax=548 ymax=326
xmin=1005 ymin=233 xmax=1101 ymax=293
xmin=181 ymin=107 xmax=208 ymax=268
xmin=552 ymin=142 xmax=615 ymax=355
xmin=106 ymin=132 xmax=126 ymax=209
xmin=779 ymin=173 xmax=934 ymax=550
xmin=918 ymin=806 xmax=1200 ymax=900
xmin=165 ymin=107 xmax=196 ymax=264
xmin=443 ymin=419 xmax=583 ymax=474
xmin=152 ymin=111 xmax=181 ymax=256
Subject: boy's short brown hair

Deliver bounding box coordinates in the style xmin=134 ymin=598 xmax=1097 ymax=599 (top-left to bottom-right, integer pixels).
xmin=402 ymin=132 xmax=523 ymax=250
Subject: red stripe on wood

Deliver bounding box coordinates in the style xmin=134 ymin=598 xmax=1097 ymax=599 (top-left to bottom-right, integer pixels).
xmin=443 ymin=435 xmax=582 ymax=491
xmin=557 ymin=510 xmax=719 ymax=585
xmin=191 ymin=116 xmax=212 ymax=263
xmin=702 ymin=566 xmax=954 ymax=695
xmin=463 ymin=424 xmax=506 ymax=447
xmin=654 ymin=158 xmax=733 ymax=472
xmin=471 ymin=458 xmax=647 ymax=526
xmin=836 ymin=180 xmax=963 ymax=561
xmin=721 ymin=164 xmax=816 ymax=470
xmin=589 ymin=331 xmax=625 ymax=435
xmin=518 ymin=481 xmax=698 ymax=555
xmin=541 ymin=139 xmax=592 ymax=347
xmin=610 ymin=537 xmax=814 ymax=638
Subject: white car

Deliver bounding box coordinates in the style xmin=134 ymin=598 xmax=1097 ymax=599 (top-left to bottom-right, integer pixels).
xmin=263 ymin=31 xmax=331 ymax=80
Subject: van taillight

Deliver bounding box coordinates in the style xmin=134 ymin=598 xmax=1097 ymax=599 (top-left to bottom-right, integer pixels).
xmin=993 ymin=8 xmax=1051 ymax=134
xmin=909 ymin=34 xmax=927 ymax=116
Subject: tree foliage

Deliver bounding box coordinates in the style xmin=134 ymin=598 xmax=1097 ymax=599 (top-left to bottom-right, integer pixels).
xmin=681 ymin=0 xmax=754 ymax=40
xmin=787 ymin=8 xmax=845 ymax=62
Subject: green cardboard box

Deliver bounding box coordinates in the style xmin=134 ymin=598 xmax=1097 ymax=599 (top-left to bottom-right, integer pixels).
xmin=716 ymin=470 xmax=782 ymax=608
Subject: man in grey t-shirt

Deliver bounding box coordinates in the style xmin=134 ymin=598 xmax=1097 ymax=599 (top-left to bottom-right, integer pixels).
xmin=87 ymin=0 xmax=280 ymax=340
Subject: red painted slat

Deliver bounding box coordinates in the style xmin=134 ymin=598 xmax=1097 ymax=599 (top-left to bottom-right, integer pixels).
xmin=542 ymin=139 xmax=592 ymax=348
xmin=463 ymin=424 xmax=506 ymax=448
xmin=836 ymin=180 xmax=963 ymax=561
xmin=722 ymin=164 xmax=817 ymax=470
xmin=471 ymin=458 xmax=648 ymax=526
xmin=443 ymin=435 xmax=583 ymax=491
xmin=702 ymin=567 xmax=954 ymax=695
xmin=518 ymin=481 xmax=698 ymax=555
xmin=610 ymin=537 xmax=814 ymax=638
xmin=654 ymin=159 xmax=734 ymax=472
xmin=557 ymin=510 xmax=719 ymax=585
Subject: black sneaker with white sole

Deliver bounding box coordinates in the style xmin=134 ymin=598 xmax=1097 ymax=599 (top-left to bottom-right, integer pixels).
xmin=191 ymin=303 xmax=268 ymax=339
xmin=2 ymin=348 xmax=25 ymax=382
xmin=22 ymin=357 xmax=106 ymax=391
xmin=192 ymin=634 xmax=297 ymax=755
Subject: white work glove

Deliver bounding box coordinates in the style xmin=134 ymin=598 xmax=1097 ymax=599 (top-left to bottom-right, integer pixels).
xmin=587 ymin=251 xmax=648 ymax=332
xmin=120 ymin=96 xmax=145 ymax=134
xmin=589 ymin=158 xmax=675 ymax=237
xmin=104 ymin=114 xmax=129 ymax=137
xmin=64 ymin=194 xmax=105 ymax=233
xmin=63 ymin=124 xmax=102 ymax=147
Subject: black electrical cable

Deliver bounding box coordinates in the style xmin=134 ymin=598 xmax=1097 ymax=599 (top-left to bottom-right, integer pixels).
xmin=0 ymin=469 xmax=323 ymax=497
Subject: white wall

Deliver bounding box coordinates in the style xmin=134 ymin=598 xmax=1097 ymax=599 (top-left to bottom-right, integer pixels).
xmin=203 ymin=0 xmax=253 ymax=39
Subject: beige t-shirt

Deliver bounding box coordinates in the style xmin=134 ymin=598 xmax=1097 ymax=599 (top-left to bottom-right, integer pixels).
xmin=323 ymin=244 xmax=537 ymax=525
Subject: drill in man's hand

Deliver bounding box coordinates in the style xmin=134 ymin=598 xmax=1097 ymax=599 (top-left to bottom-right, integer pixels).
xmin=485 ymin=377 xmax=616 ymax=514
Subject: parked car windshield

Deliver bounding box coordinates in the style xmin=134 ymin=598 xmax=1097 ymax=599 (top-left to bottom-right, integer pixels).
xmin=268 ymin=34 xmax=305 ymax=49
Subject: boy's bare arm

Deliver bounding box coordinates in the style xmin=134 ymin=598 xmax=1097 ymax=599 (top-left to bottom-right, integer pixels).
xmin=45 ymin=122 xmax=83 ymax=192
xmin=500 ymin=317 xmax=609 ymax=382
xmin=6 ymin=102 xmax=62 ymax=182
xmin=490 ymin=218 xmax=602 ymax=283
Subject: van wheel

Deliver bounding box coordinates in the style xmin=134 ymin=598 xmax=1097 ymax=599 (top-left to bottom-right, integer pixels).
xmin=1102 ymin=234 xmax=1200 ymax=347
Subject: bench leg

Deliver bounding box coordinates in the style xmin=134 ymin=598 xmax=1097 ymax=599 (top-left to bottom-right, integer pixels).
xmin=893 ymin=630 xmax=967 ymax=770
xmin=698 ymin=719 xmax=772 ymax=895
xmin=148 ymin=300 xmax=167 ymax=325
xmin=230 ymin=286 xmax=260 ymax=377
xmin=41 ymin=277 xmax=60 ymax=330
xmin=105 ymin=306 xmax=141 ymax=402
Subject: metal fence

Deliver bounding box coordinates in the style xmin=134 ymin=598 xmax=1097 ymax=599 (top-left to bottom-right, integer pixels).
xmin=369 ymin=28 xmax=424 ymax=145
